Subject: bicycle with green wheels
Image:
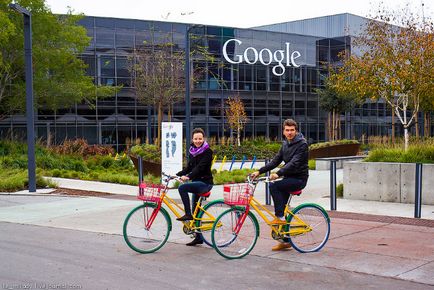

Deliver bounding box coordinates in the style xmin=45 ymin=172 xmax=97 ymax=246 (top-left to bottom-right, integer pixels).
xmin=211 ymin=175 xmax=330 ymax=259
xmin=123 ymin=172 xmax=228 ymax=254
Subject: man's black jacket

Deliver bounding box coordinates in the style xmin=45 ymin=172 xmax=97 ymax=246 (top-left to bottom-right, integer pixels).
xmin=259 ymin=133 xmax=309 ymax=181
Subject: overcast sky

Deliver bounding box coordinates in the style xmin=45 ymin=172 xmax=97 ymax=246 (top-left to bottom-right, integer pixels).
xmin=45 ymin=0 xmax=433 ymax=28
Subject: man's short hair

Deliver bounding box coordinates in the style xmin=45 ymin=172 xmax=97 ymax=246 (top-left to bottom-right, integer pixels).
xmin=192 ymin=127 xmax=206 ymax=137
xmin=283 ymin=119 xmax=298 ymax=130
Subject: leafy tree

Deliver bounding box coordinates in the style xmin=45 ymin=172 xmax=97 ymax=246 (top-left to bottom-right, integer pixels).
xmin=0 ymin=0 xmax=116 ymax=118
xmin=225 ymin=95 xmax=248 ymax=146
xmin=331 ymin=4 xmax=434 ymax=150
xmin=316 ymin=76 xmax=358 ymax=141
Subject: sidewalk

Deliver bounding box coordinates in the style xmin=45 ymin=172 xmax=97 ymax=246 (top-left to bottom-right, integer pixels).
xmin=6 ymin=169 xmax=433 ymax=220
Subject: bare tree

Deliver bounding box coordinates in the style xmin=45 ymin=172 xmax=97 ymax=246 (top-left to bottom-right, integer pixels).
xmin=131 ymin=41 xmax=185 ymax=147
xmin=225 ymin=95 xmax=248 ymax=146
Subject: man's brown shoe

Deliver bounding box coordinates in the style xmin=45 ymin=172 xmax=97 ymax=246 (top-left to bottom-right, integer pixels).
xmin=272 ymin=242 xmax=292 ymax=251
xmin=270 ymin=217 xmax=287 ymax=225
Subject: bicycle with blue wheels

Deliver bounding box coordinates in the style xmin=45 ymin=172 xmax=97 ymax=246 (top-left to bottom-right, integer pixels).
xmin=211 ymin=175 xmax=330 ymax=259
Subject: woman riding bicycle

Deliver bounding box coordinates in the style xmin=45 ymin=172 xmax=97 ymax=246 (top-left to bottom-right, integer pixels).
xmin=176 ymin=128 xmax=214 ymax=246
xmin=251 ymin=119 xmax=309 ymax=251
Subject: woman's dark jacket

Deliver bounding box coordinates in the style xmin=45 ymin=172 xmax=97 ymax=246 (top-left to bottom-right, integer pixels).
xmin=258 ymin=133 xmax=309 ymax=182
xmin=176 ymin=147 xmax=213 ymax=185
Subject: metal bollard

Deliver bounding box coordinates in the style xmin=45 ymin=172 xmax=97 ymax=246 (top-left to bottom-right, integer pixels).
xmin=414 ymin=163 xmax=423 ymax=218
xmin=265 ymin=158 xmax=271 ymax=205
xmin=138 ymin=156 xmax=144 ymax=195
xmin=330 ymin=159 xmax=337 ymax=211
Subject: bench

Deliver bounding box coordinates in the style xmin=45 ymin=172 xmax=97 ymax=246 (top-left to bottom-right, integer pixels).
xmin=315 ymin=155 xmax=366 ymax=170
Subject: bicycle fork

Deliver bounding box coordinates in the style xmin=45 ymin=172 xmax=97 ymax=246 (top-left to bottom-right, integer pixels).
xmin=232 ymin=207 xmax=250 ymax=235
xmin=143 ymin=202 xmax=163 ymax=230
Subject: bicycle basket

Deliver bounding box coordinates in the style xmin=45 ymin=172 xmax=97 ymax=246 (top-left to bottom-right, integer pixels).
xmin=138 ymin=183 xmax=165 ymax=202
xmin=223 ymin=183 xmax=253 ymax=206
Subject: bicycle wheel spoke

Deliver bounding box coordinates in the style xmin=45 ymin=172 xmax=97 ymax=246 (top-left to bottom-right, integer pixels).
xmin=123 ymin=204 xmax=170 ymax=254
xmin=197 ymin=200 xmax=231 ymax=247
xmin=288 ymin=205 xmax=330 ymax=253
xmin=212 ymin=208 xmax=259 ymax=259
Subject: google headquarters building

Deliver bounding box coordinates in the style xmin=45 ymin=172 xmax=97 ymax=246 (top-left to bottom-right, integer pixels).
xmin=1 ymin=13 xmax=430 ymax=149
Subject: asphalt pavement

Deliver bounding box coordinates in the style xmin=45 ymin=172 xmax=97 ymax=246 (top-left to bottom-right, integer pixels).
xmin=1 ymin=169 xmax=434 ymax=288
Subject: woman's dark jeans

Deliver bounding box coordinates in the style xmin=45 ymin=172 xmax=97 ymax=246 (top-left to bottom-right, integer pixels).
xmin=269 ymin=177 xmax=306 ymax=217
xmin=178 ymin=181 xmax=213 ymax=216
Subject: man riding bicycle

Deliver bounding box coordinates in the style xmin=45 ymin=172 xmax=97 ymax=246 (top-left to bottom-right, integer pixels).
xmin=251 ymin=119 xmax=309 ymax=251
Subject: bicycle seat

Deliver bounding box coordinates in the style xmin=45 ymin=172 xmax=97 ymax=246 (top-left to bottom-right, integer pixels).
xmin=290 ymin=190 xmax=302 ymax=195
xmin=198 ymin=191 xmax=211 ymax=197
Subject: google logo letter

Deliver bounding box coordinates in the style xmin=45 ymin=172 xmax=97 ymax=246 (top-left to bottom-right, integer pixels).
xmin=222 ymin=38 xmax=301 ymax=76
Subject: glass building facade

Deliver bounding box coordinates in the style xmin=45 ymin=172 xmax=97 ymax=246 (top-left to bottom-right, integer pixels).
xmin=1 ymin=14 xmax=430 ymax=150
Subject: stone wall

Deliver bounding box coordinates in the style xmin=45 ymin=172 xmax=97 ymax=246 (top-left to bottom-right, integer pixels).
xmin=343 ymin=161 xmax=434 ymax=205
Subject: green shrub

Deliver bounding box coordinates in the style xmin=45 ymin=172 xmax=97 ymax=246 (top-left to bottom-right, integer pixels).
xmin=309 ymin=139 xmax=359 ymax=150
xmin=1 ymin=156 xmax=27 ymax=169
xmin=213 ymin=140 xmax=281 ymax=160
xmin=308 ymin=159 xmax=316 ymax=170
xmin=51 ymin=169 xmax=62 ymax=177
xmin=0 ymin=169 xmax=56 ymax=192
xmin=99 ymin=156 xmax=115 ymax=168
xmin=365 ymin=145 xmax=434 ymax=163
xmin=130 ymin=144 xmax=161 ymax=163
xmin=336 ymin=183 xmax=343 ymax=198
xmin=213 ymin=169 xmax=255 ymax=184
xmin=37 ymin=154 xmax=62 ymax=169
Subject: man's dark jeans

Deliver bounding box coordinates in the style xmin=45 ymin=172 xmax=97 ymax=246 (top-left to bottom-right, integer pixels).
xmin=269 ymin=177 xmax=306 ymax=217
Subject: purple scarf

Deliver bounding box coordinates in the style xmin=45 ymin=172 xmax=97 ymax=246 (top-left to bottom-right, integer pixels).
xmin=189 ymin=141 xmax=210 ymax=157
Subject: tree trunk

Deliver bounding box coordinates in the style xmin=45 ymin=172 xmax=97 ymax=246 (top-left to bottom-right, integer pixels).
xmin=415 ymin=113 xmax=419 ymax=138
xmin=424 ymin=112 xmax=431 ymax=137
xmin=333 ymin=109 xmax=339 ymax=141
xmin=391 ymin=107 xmax=395 ymax=144
xmin=237 ymin=126 xmax=241 ymax=147
xmin=403 ymin=108 xmax=408 ymax=151
xmin=157 ymin=101 xmax=162 ymax=148
xmin=331 ymin=111 xmax=335 ymax=141
xmin=327 ymin=112 xmax=332 ymax=141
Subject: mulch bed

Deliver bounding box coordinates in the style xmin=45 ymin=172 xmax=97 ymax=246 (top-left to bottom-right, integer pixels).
xmin=51 ymin=188 xmax=113 ymax=197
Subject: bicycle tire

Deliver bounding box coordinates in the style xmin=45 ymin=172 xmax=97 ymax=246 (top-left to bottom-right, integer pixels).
xmin=195 ymin=199 xmax=231 ymax=247
xmin=287 ymin=203 xmax=330 ymax=253
xmin=211 ymin=207 xmax=259 ymax=259
xmin=123 ymin=203 xmax=171 ymax=254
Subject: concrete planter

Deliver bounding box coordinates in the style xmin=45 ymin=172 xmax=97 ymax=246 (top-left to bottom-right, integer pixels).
xmin=130 ymin=155 xmax=161 ymax=176
xmin=309 ymin=143 xmax=360 ymax=160
xmin=344 ymin=161 xmax=434 ymax=205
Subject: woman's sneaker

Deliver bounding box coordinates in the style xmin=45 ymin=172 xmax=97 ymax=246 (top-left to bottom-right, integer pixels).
xmin=176 ymin=214 xmax=193 ymax=221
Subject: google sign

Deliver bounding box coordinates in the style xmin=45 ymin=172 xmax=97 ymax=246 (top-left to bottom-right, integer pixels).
xmin=222 ymin=38 xmax=301 ymax=76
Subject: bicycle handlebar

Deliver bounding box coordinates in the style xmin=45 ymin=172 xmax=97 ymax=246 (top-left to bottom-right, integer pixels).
xmin=247 ymin=174 xmax=282 ymax=184
xmin=161 ymin=172 xmax=183 ymax=183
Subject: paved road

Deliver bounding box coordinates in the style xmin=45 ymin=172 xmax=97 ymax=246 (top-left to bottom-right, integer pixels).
xmin=1 ymin=222 xmax=431 ymax=290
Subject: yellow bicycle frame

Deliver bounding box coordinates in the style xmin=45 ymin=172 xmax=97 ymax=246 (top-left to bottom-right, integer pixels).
xmin=157 ymin=188 xmax=220 ymax=232
xmin=247 ymin=195 xmax=312 ymax=237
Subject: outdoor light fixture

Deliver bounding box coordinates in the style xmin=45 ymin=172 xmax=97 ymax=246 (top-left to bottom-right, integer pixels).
xmin=185 ymin=24 xmax=203 ymax=159
xmin=9 ymin=2 xmax=36 ymax=192
xmin=185 ymin=25 xmax=192 ymax=157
